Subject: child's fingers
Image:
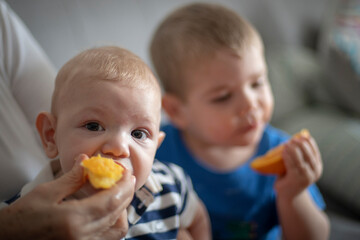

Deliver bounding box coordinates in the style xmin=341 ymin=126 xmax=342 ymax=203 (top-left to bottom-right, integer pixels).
xmin=295 ymin=138 xmax=316 ymax=170
xmin=298 ymin=136 xmax=323 ymax=178
xmin=308 ymin=136 xmax=322 ymax=168
xmin=283 ymin=141 xmax=305 ymax=174
xmin=286 ymin=138 xmax=322 ymax=182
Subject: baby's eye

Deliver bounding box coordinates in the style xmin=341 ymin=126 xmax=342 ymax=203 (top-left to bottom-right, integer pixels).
xmin=84 ymin=122 xmax=104 ymax=131
xmin=131 ymin=129 xmax=148 ymax=140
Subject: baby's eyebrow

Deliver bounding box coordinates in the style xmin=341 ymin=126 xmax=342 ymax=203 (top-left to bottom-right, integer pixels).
xmin=72 ymin=106 xmax=107 ymax=120
xmin=134 ymin=114 xmax=158 ymax=128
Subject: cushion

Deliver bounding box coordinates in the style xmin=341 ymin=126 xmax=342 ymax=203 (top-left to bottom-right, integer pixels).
xmin=267 ymin=47 xmax=327 ymax=123
xmin=319 ymin=0 xmax=360 ymax=114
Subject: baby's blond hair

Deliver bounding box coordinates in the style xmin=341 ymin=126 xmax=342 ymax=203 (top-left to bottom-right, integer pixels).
xmin=52 ymin=46 xmax=159 ymax=114
xmin=150 ymin=3 xmax=263 ymax=99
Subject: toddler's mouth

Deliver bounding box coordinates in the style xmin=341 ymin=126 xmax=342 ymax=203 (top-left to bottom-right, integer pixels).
xmin=233 ymin=112 xmax=258 ymax=128
xmin=245 ymin=114 xmax=258 ymax=127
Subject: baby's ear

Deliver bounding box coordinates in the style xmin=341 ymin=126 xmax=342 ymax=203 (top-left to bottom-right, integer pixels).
xmin=36 ymin=112 xmax=58 ymax=158
xmin=162 ymin=94 xmax=187 ymax=129
xmin=157 ymin=131 xmax=166 ymax=149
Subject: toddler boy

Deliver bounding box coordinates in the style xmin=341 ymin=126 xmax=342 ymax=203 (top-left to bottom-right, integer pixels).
xmin=151 ymin=3 xmax=330 ymax=240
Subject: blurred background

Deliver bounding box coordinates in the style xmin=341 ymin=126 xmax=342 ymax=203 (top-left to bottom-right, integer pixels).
xmin=7 ymin=0 xmax=327 ymax=69
xmin=7 ymin=0 xmax=360 ymax=239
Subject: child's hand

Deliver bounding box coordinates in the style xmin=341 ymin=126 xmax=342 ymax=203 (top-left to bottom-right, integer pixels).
xmin=274 ymin=135 xmax=323 ymax=200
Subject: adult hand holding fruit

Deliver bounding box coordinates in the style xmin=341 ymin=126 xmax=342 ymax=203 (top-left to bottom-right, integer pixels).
xmin=0 ymin=155 xmax=135 ymax=240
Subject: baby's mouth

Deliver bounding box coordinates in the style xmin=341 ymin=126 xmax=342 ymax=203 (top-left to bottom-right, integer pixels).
xmin=114 ymin=159 xmax=133 ymax=173
xmin=114 ymin=161 xmax=124 ymax=168
xmin=97 ymin=154 xmax=131 ymax=171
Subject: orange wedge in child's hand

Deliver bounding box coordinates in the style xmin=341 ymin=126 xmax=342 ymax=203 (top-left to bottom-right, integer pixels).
xmin=250 ymin=129 xmax=310 ymax=175
xmin=81 ymin=154 xmax=124 ymax=189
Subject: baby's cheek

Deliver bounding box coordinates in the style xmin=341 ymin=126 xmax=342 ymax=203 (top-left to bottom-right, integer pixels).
xmin=134 ymin=159 xmax=153 ymax=191
xmin=120 ymin=159 xmax=133 ymax=174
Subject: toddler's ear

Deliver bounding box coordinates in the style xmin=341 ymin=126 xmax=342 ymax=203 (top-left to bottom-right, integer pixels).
xmin=162 ymin=94 xmax=187 ymax=129
xmin=36 ymin=112 xmax=58 ymax=158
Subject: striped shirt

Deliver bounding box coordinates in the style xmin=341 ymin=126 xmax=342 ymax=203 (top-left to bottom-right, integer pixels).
xmin=125 ymin=160 xmax=198 ymax=239
xmin=16 ymin=159 xmax=199 ymax=240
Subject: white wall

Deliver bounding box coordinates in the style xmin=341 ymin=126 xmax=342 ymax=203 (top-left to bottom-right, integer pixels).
xmin=7 ymin=0 xmax=329 ymax=70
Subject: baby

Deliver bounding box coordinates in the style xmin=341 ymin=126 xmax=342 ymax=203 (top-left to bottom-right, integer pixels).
xmin=21 ymin=46 xmax=210 ymax=239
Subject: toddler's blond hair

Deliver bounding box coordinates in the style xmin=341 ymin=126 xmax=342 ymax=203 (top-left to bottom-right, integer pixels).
xmin=150 ymin=3 xmax=263 ymax=99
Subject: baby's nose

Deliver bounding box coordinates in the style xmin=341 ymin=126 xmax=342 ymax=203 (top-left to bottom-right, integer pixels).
xmin=102 ymin=133 xmax=130 ymax=158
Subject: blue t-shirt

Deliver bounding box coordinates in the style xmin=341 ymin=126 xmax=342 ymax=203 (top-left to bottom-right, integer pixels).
xmin=156 ymin=124 xmax=326 ymax=240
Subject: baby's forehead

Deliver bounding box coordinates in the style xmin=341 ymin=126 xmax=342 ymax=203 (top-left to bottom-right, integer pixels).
xmin=52 ymin=46 xmax=161 ymax=113
xmin=54 ymin=76 xmax=162 ymax=121
xmin=62 ymin=72 xmax=160 ymax=98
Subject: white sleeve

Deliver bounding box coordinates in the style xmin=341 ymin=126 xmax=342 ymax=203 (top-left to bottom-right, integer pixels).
xmin=0 ymin=0 xmax=56 ymax=202
xmin=1 ymin=0 xmax=56 ymax=128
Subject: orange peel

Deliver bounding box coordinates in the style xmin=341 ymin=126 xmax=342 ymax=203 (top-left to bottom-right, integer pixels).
xmin=250 ymin=129 xmax=310 ymax=175
xmin=81 ymin=154 xmax=124 ymax=189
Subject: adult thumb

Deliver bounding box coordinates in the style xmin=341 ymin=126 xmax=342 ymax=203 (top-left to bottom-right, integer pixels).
xmin=45 ymin=154 xmax=86 ymax=201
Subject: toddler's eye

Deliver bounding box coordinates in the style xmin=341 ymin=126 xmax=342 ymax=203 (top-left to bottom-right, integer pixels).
xmin=252 ymin=78 xmax=264 ymax=88
xmin=212 ymin=93 xmax=231 ymax=103
xmin=84 ymin=122 xmax=104 ymax=131
xmin=131 ymin=129 xmax=148 ymax=140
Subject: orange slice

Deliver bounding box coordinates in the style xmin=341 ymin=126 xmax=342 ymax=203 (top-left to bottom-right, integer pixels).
xmin=250 ymin=129 xmax=310 ymax=175
xmin=81 ymin=154 xmax=124 ymax=189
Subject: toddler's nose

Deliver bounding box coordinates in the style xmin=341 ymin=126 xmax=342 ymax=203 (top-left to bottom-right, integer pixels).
xmin=237 ymin=91 xmax=255 ymax=115
xmin=102 ymin=133 xmax=130 ymax=158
